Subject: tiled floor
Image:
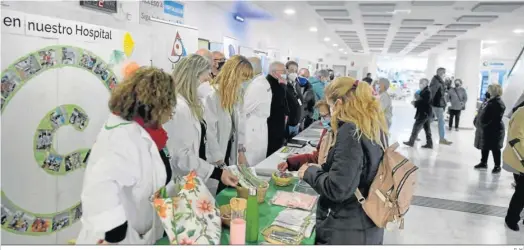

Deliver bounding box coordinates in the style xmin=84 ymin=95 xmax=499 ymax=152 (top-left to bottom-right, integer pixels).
xmin=385 ymin=100 xmax=523 ymax=244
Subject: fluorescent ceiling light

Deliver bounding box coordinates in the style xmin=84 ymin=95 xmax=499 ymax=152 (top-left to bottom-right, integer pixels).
xmin=344 ymin=52 xmax=348 ymax=54
xmin=339 ymin=48 xmax=343 ymax=51
xmin=284 ymin=9 xmax=296 ymax=15
xmin=309 ymin=27 xmax=318 ymax=32
xmin=333 ymin=44 xmax=338 ymax=47
xmin=514 ymin=29 xmax=524 ymax=34
xmin=324 ymin=37 xmax=331 ymax=41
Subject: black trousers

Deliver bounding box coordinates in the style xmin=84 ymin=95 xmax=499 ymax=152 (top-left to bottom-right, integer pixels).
xmin=448 ymin=109 xmax=461 ymax=129
xmin=408 ymin=116 xmax=433 ymax=145
xmin=506 ymin=174 xmax=524 ymax=224
xmin=216 ymin=138 xmax=233 ymax=195
xmin=481 ymin=149 xmax=501 ymax=166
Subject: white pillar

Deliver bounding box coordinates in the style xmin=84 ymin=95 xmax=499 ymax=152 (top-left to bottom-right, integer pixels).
xmin=425 ymin=53 xmax=439 ymax=79
xmin=368 ymin=54 xmax=378 ymax=79
xmin=454 ymin=39 xmax=482 ymax=129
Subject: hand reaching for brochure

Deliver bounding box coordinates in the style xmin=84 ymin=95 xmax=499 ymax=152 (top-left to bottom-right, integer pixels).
xmin=221 ymin=169 xmax=239 ymax=187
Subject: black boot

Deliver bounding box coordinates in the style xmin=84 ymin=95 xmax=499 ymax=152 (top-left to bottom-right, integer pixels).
xmin=474 ymin=163 xmax=487 ymax=170
xmin=421 ymin=144 xmax=433 ymax=149
xmin=492 ymin=166 xmax=501 ymax=174
xmin=505 ymin=217 xmax=520 ymax=231
xmin=403 ymin=141 xmax=414 ymax=147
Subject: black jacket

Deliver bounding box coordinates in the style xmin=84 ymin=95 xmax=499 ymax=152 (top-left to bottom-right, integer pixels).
xmin=297 ymin=81 xmax=316 ymax=126
xmin=474 ymin=96 xmax=506 ymax=150
xmin=414 ymin=86 xmax=433 ymax=120
xmin=285 ymin=81 xmax=302 ymax=126
xmin=362 ymin=77 xmax=373 ymax=84
xmin=304 ymin=122 xmax=385 ymax=244
xmin=267 ymin=74 xmax=288 ymax=156
xmin=429 ymin=75 xmax=447 ymax=108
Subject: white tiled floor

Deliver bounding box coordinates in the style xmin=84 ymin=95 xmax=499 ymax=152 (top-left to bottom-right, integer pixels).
xmin=385 ymin=100 xmax=524 ymax=244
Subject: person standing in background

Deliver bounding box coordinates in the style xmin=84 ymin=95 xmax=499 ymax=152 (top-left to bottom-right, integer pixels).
xmin=310 ymin=69 xmax=330 ymax=120
xmin=376 ymin=78 xmax=393 ymax=129
xmin=447 ymin=78 xmax=468 ymax=131
xmin=195 ymin=49 xmax=214 ymax=101
xmin=211 ymin=51 xmax=225 ymax=79
xmin=297 ymin=68 xmax=316 ymax=129
xmin=327 ymin=69 xmax=335 ymax=82
xmin=204 ymin=55 xmax=253 ymax=193
xmin=430 ymin=67 xmax=452 ymax=145
xmin=266 ymin=62 xmax=289 ymax=157
xmin=243 ymin=57 xmax=272 ymax=166
xmin=284 ymin=61 xmax=303 ymax=138
xmin=474 ymin=84 xmax=506 ymax=174
xmin=165 ymin=55 xmax=238 ymax=195
xmin=404 ymin=78 xmax=434 ymax=149
xmin=362 ymin=73 xmax=373 ymax=84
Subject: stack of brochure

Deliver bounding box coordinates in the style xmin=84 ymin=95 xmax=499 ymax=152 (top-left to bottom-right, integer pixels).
xmin=271 ymin=208 xmax=316 ymax=238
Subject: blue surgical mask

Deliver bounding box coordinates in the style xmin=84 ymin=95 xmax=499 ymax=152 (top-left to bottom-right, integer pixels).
xmin=297 ymin=76 xmax=308 ymax=86
xmin=321 ymin=117 xmax=331 ymax=131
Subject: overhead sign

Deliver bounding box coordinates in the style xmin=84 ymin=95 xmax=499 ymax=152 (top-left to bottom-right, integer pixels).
xmin=79 ymin=0 xmax=118 ymax=13
xmin=139 ymin=0 xmax=184 ymax=25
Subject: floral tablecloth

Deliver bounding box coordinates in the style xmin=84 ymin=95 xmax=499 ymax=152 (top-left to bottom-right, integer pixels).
xmin=156 ymin=179 xmax=316 ymax=245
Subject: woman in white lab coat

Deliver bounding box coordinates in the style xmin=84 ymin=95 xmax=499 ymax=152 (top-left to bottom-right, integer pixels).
xmin=77 ymin=67 xmax=176 ymax=244
xmin=204 ymin=55 xmax=253 ymax=194
xmin=164 ymin=54 xmax=238 ymax=191
xmin=243 ymin=57 xmax=272 ymax=166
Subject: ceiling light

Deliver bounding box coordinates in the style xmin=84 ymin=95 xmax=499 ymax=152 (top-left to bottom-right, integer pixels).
xmin=284 ymin=8 xmax=295 ymax=15
xmin=514 ymin=29 xmax=524 ymax=34
xmin=324 ymin=37 xmax=331 ymax=42
xmin=339 ymin=48 xmax=343 ymax=51
xmin=309 ymin=27 xmax=318 ymax=32
xmin=483 ymin=40 xmax=497 ymax=44
xmin=344 ymin=52 xmax=348 ymax=54
xmin=333 ymin=44 xmax=338 ymax=47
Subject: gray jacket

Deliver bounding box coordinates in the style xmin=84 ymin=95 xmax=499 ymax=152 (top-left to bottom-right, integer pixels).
xmin=304 ymin=122 xmax=384 ymax=245
xmin=447 ymin=87 xmax=468 ymax=111
xmin=429 ymin=75 xmax=447 ymax=108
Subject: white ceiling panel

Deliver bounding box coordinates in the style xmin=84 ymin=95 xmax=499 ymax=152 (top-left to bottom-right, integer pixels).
xmin=359 ymin=3 xmax=397 ymax=13
xmin=437 ymin=30 xmax=468 ymax=35
xmin=365 ymin=29 xmax=389 ymax=34
xmin=315 ymin=9 xmax=350 ymax=17
xmin=324 ymin=18 xmax=353 ymax=25
xmin=445 ymin=23 xmax=481 ymax=29
xmin=399 ymin=27 xmax=427 ymax=31
xmin=362 ymin=14 xmax=394 ymax=22
xmin=308 ymin=1 xmax=347 ymax=7
xmin=456 ymin=15 xmax=499 ymax=22
xmin=471 ymin=2 xmax=524 ymax=13
xmin=402 ymin=19 xmax=434 ymax=26
xmin=411 ymin=1 xmax=455 ymax=6
xmin=363 ymin=23 xmax=391 ymax=29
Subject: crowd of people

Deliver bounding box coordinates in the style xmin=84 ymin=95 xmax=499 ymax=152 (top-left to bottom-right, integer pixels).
xmin=74 ymin=49 xmax=524 ymax=245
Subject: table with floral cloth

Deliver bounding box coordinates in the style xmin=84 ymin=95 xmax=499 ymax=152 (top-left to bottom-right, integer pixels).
xmin=156 ymin=179 xmax=316 ymax=245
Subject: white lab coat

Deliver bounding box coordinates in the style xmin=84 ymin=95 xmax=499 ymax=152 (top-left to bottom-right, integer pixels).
xmin=197 ymin=81 xmax=214 ymax=102
xmin=243 ymin=74 xmax=272 ymax=166
xmin=77 ymin=114 xmax=165 ymax=245
xmin=203 ymin=87 xmax=244 ymax=165
xmin=164 ymin=95 xmax=215 ymax=181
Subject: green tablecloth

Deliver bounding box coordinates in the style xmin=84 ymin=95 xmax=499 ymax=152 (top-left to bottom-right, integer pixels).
xmin=156 ymin=179 xmax=315 ymax=245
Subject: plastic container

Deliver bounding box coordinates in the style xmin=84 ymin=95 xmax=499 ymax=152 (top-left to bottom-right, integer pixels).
xmin=230 ymin=198 xmax=247 ymax=245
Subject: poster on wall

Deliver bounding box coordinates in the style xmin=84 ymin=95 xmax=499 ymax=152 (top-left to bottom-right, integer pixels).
xmin=209 ymin=42 xmax=223 ymax=53
xmin=223 ymin=36 xmax=239 ymax=59
xmin=1 ymin=9 xmax=150 ymax=244
xmin=149 ymin=22 xmax=198 ymax=72
xmin=139 ymin=0 xmax=185 ymax=25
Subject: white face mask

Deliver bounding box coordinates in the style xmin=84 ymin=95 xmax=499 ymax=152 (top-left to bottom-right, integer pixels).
xmin=288 ymin=73 xmax=298 ymax=81
xmin=280 ymin=74 xmax=288 ymax=81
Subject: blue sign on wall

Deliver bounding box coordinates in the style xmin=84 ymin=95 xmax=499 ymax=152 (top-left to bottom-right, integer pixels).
xmin=480 ymin=71 xmax=489 ymax=101
xmin=164 ymin=0 xmax=184 ymax=18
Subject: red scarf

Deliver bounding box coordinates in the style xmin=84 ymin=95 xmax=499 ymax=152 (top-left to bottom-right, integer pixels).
xmin=133 ymin=117 xmax=168 ymax=150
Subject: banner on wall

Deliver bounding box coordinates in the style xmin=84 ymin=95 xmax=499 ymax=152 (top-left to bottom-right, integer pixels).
xmin=139 ymin=0 xmax=185 ymax=25
xmin=1 ymin=10 xmax=151 ymax=244
xmin=223 ymin=36 xmax=239 ymax=59
xmin=149 ymin=22 xmax=199 ymax=72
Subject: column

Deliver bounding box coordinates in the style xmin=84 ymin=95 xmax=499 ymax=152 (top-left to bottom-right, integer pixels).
xmin=454 ymin=39 xmax=482 ymax=129
xmin=368 ymin=54 xmax=378 ymax=79
xmin=425 ymin=53 xmax=439 ymax=79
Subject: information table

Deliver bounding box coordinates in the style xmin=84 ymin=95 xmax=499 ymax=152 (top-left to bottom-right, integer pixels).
xmin=156 ymin=179 xmax=316 ymax=245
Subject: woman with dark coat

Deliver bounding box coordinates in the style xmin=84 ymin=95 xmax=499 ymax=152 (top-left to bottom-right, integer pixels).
xmin=298 ymin=77 xmax=387 ymax=245
xmin=474 ymin=84 xmax=506 ymax=174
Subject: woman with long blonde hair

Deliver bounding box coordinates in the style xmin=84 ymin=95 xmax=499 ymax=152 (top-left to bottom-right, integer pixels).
xmin=164 ymin=54 xmax=238 ymax=191
xmin=298 ymin=77 xmax=387 ymax=245
xmin=78 ymin=67 xmax=176 ymax=244
xmin=204 ymin=55 xmax=253 ymax=194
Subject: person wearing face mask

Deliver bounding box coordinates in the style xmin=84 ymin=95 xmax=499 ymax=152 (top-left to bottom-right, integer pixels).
xmin=205 ymin=55 xmax=253 ymax=194
xmin=277 ymin=100 xmax=334 ymax=172
xmin=297 ymin=68 xmax=316 ymax=129
xmin=404 ymin=78 xmax=434 ymax=149
xmin=447 ymin=79 xmax=468 ymax=131
xmin=474 ymin=84 xmax=506 ymax=174
xmin=376 ymin=78 xmax=392 ymax=129
xmin=195 ymin=49 xmax=214 ymax=101
xmin=362 ymin=73 xmax=373 ymax=84
xmin=242 ymin=57 xmax=272 ymax=166
xmin=284 ymin=61 xmax=303 ymax=138
xmin=211 ymin=51 xmax=225 ymax=79
xmin=266 ymin=61 xmax=290 ymax=156
xmin=328 ymin=69 xmax=335 ymax=82
xmin=310 ymin=69 xmax=330 ymax=120
xmin=429 ymin=67 xmax=452 ymax=145
xmin=165 ymin=54 xmax=239 ymax=196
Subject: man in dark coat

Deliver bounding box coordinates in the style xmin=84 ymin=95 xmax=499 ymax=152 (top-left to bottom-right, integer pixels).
xmin=362 ymin=73 xmax=373 ymax=84
xmin=404 ymin=78 xmax=433 ymax=148
xmin=266 ymin=61 xmax=289 ymax=157
xmin=474 ymin=84 xmax=506 ymax=173
xmin=297 ymin=68 xmax=316 ymax=129
xmin=429 ymin=67 xmax=452 ymax=145
xmin=284 ymin=61 xmax=303 ymax=139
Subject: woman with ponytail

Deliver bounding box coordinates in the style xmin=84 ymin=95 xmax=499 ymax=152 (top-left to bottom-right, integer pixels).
xmin=298 ymin=77 xmax=387 ymax=245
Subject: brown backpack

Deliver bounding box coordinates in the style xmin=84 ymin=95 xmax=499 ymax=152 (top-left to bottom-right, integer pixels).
xmin=355 ymin=141 xmax=418 ymax=230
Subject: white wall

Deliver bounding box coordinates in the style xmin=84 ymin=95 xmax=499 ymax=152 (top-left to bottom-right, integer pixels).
xmin=1 ymin=1 xmax=333 ymax=66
